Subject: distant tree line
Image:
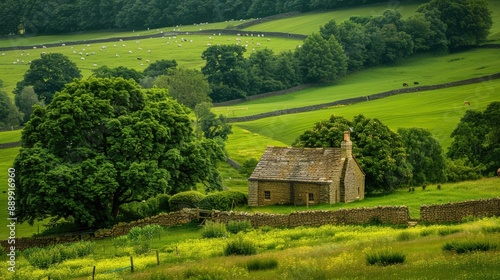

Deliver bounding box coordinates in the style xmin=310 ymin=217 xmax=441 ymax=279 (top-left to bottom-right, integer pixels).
xmin=0 ymin=0 xmax=414 ymax=36
xmin=203 ymin=0 xmax=492 ymax=102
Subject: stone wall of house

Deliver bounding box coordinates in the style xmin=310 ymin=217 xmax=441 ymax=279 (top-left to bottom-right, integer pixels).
xmin=343 ymin=158 xmax=365 ymax=202
xmin=292 ymin=183 xmax=329 ymax=205
xmin=252 ymin=181 xmax=292 ymax=206
xmin=248 ymin=181 xmax=259 ymax=206
xmin=212 ymin=206 xmax=410 ymax=227
xmin=420 ymin=198 xmax=500 ymax=223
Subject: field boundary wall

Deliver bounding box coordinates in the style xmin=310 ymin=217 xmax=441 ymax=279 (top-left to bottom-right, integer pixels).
xmin=225 ymin=72 xmax=500 ymax=123
xmin=420 ymin=197 xmax=500 ymax=223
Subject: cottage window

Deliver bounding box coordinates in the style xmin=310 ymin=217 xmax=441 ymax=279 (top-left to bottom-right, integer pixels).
xmin=264 ymin=191 xmax=271 ymax=200
xmin=308 ymin=193 xmax=314 ymax=202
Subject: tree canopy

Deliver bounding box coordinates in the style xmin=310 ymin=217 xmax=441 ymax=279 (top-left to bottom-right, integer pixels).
xmin=294 ymin=114 xmax=412 ymax=193
xmin=14 ymin=77 xmax=225 ymax=228
xmin=14 ymin=53 xmax=82 ymax=104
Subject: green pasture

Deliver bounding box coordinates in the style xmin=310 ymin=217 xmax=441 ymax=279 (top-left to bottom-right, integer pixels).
xmin=234 ymin=178 xmax=500 ymax=219
xmin=0 ymin=20 xmax=251 ymax=48
xmin=487 ymin=0 xmax=500 ymax=43
xmin=231 ymin=78 xmax=500 ymax=155
xmin=0 ymin=35 xmax=302 ymax=96
xmin=243 ymin=1 xmax=423 ymax=35
xmin=215 ymin=48 xmax=500 ymax=118
xmin=0 ymin=129 xmax=21 ymax=143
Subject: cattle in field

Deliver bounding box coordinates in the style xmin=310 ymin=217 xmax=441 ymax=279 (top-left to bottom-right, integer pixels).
xmin=464 ymin=101 xmax=470 ymax=106
xmin=414 ymin=81 xmax=419 ymax=85
xmin=403 ymin=83 xmax=409 ymax=87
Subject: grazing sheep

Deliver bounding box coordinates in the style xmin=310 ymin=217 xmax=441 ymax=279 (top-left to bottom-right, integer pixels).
xmin=1 ymin=53 xmax=4 ymax=56
xmin=178 ymin=44 xmax=182 ymax=47
xmin=93 ymin=64 xmax=97 ymax=67
xmin=464 ymin=101 xmax=471 ymax=106
xmin=403 ymin=83 xmax=409 ymax=87
xmin=138 ymin=47 xmax=142 ymax=50
xmin=137 ymin=57 xmax=142 ymax=60
xmin=256 ymin=43 xmax=261 ymax=46
xmin=81 ymin=57 xmax=85 ymax=60
xmin=146 ymin=59 xmax=150 ymax=63
xmin=62 ymin=43 xmax=65 ymax=46
xmin=148 ymin=50 xmax=151 ymax=53
xmin=129 ymin=50 xmax=133 ymax=54
xmin=115 ymin=54 xmax=120 ymax=57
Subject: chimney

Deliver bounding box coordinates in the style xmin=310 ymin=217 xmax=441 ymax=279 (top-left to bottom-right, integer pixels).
xmin=341 ymin=131 xmax=352 ymax=159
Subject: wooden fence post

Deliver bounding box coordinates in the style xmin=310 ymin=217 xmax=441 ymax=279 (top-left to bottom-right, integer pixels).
xmin=156 ymin=250 xmax=160 ymax=265
xmin=130 ymin=256 xmax=134 ymax=272
xmin=92 ymin=266 xmax=96 ymax=280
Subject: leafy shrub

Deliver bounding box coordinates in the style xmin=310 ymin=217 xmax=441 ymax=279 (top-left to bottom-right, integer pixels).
xmin=482 ymin=225 xmax=500 ymax=234
xmin=445 ymin=159 xmax=484 ymax=182
xmin=246 ymin=258 xmax=278 ymax=271
xmin=169 ymin=191 xmax=205 ymax=211
xmin=127 ymin=224 xmax=162 ymax=254
xmin=224 ymin=237 xmax=257 ymax=256
xmin=438 ymin=228 xmax=461 ymax=236
xmin=199 ymin=192 xmax=231 ymax=211
xmin=396 ymin=231 xmax=416 ymax=241
xmin=222 ymin=191 xmax=248 ymax=207
xmin=365 ymin=250 xmax=406 ymax=266
xmin=443 ymin=240 xmax=497 ymax=254
xmin=23 ymin=241 xmax=95 ymax=269
xmin=119 ymin=194 xmax=171 ymax=221
xmin=113 ymin=235 xmax=129 ymax=248
xmin=201 ymin=221 xmax=227 ymax=238
xmin=226 ymin=220 xmax=253 ymax=234
xmin=420 ymin=228 xmax=435 ymax=237
xmin=239 ymin=158 xmax=259 ymax=177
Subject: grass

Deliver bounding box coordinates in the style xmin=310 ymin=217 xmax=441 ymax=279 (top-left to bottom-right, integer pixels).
xmin=0 ymin=129 xmax=21 ymax=143
xmin=243 ymin=2 xmax=424 ymax=35
xmin=0 ymin=35 xmax=302 ymax=96
xmin=232 ymin=178 xmax=500 ymax=219
xmin=216 ymin=48 xmax=500 ymax=118
xmin=232 ymin=77 xmax=500 ymax=152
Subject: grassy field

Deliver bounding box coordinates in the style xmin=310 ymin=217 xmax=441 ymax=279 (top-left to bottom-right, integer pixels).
xmin=231 ymin=78 xmax=500 ymax=156
xmin=0 ymin=35 xmax=302 ymax=96
xmin=0 ymin=217 xmax=498 ymax=279
xmin=215 ymin=49 xmax=500 ymax=118
xmin=243 ymin=1 xmax=424 ymax=34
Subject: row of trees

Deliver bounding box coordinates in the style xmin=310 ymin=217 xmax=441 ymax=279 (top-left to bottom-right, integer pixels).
xmin=293 ymin=102 xmax=500 ymax=194
xmin=201 ymin=0 xmax=492 ymax=102
xmin=1 ymin=0 xmax=415 ymax=36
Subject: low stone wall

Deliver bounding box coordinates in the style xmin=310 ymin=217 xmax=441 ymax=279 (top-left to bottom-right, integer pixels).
xmin=420 ymin=197 xmax=500 ymax=223
xmin=0 ymin=141 xmax=21 ymax=149
xmin=0 ymin=232 xmax=94 ymax=252
xmin=94 ymin=209 xmax=198 ymax=238
xmin=212 ymin=206 xmax=410 ymax=227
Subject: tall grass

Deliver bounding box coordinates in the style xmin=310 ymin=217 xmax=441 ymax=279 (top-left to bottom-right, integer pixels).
xmin=365 ymin=249 xmax=406 ymax=266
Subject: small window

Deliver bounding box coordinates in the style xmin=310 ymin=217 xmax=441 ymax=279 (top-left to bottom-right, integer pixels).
xmin=308 ymin=193 xmax=314 ymax=202
xmin=264 ymin=191 xmax=271 ymax=200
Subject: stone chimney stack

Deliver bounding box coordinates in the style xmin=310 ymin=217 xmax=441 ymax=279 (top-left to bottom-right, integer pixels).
xmin=341 ymin=131 xmax=352 ymax=159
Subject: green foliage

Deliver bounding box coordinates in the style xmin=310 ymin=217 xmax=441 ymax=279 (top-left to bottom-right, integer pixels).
xmin=14 ymin=77 xmax=223 ymax=228
xmin=113 ymin=235 xmax=129 ymax=249
xmin=437 ymin=228 xmax=461 ymax=236
xmin=418 ymin=0 xmax=493 ymax=49
xmin=445 ymin=159 xmax=484 ymax=182
xmin=91 ymin=65 xmax=144 ymax=83
xmin=482 ymin=225 xmax=500 ymax=234
xmin=224 ymin=237 xmax=257 ymax=256
xmin=0 ymin=89 xmax=23 ymax=127
xmin=144 ymin=59 xmax=178 ymax=78
xmin=448 ymin=102 xmax=500 ymax=176
xmin=128 ymin=224 xmax=162 ymax=254
xmin=365 ymin=249 xmax=406 ymax=266
xmin=246 ymin=258 xmax=279 ymax=271
xmin=201 ymin=221 xmax=227 ymax=238
xmin=443 ymin=240 xmax=497 ymax=254
xmin=397 ymin=231 xmax=416 ymax=242
xmin=222 ymin=191 xmax=248 ymax=207
xmin=199 ymin=193 xmax=231 ymax=211
xmin=154 ymin=68 xmax=211 ymax=109
xmin=294 ymin=114 xmax=412 ymax=193
xmin=194 ymin=102 xmax=232 ymax=141
xmin=119 ymin=194 xmax=171 ymax=221
xmin=14 ymin=86 xmax=44 ymax=124
xmin=169 ymin=191 xmax=206 ymax=211
xmin=13 ymin=53 xmax=81 ymax=103
xmin=23 ymin=241 xmax=95 ymax=269
xmin=226 ymin=220 xmax=253 ymax=234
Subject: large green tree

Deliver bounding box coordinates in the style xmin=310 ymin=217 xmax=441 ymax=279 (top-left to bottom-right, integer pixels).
xmin=296 ymin=33 xmax=347 ymax=83
xmin=417 ymin=0 xmax=492 ymax=49
xmin=14 ymin=86 xmax=44 ymax=124
xmin=398 ymin=128 xmax=447 ymax=185
xmin=448 ymin=101 xmax=500 ymax=176
xmin=194 ymin=102 xmax=232 ymax=141
xmin=153 ymin=68 xmax=211 ymax=109
xmin=0 ymin=89 xmax=23 ymax=127
xmin=14 ymin=77 xmax=225 ymax=228
xmin=91 ymin=65 xmax=144 ymax=83
xmin=294 ymin=114 xmax=412 ymax=193
xmin=14 ymin=53 xmax=81 ymax=104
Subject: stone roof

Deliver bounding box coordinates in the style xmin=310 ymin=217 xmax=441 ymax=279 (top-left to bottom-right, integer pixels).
xmin=249 ymin=147 xmax=344 ymax=183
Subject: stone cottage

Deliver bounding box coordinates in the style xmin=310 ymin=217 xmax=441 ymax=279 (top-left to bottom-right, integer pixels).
xmin=248 ymin=131 xmax=365 ymax=206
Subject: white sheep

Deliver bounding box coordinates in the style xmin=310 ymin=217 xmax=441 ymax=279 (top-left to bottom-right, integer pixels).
xmin=81 ymin=57 xmax=85 ymax=60
xmin=115 ymin=54 xmax=120 ymax=57
xmin=93 ymin=64 xmax=97 ymax=67
xmin=129 ymin=50 xmax=133 ymax=54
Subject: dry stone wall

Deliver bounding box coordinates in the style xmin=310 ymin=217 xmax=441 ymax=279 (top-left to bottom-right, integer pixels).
xmin=420 ymin=197 xmax=500 ymax=223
